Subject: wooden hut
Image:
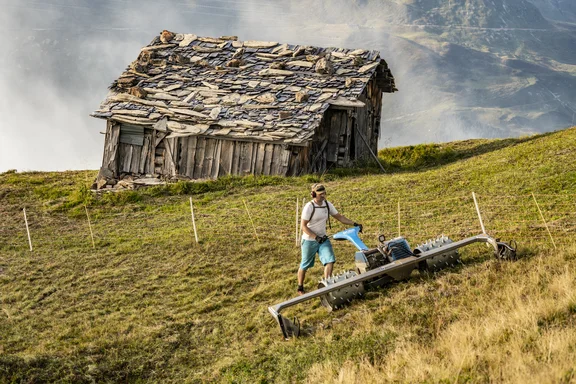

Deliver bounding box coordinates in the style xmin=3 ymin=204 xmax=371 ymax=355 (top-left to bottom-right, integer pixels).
xmin=91 ymin=31 xmax=396 ymax=188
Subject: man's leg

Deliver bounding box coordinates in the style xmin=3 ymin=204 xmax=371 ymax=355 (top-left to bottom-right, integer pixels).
xmin=324 ymin=262 xmax=333 ymax=279
xmin=318 ymin=240 xmax=336 ymax=279
xmin=298 ymin=268 xmax=306 ymax=286
xmin=298 ymin=239 xmax=318 ymax=294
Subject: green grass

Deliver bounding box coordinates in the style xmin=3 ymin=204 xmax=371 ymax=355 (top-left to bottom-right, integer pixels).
xmin=1 ymin=127 xmax=576 ymax=383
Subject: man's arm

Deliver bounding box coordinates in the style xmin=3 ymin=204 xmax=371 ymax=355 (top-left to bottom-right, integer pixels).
xmin=332 ymin=213 xmax=355 ymax=226
xmin=333 ymin=213 xmax=363 ymax=232
xmin=301 ymin=219 xmax=317 ymax=238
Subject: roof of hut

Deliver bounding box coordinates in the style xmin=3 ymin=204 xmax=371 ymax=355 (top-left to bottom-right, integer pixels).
xmin=92 ymin=31 xmax=396 ymax=145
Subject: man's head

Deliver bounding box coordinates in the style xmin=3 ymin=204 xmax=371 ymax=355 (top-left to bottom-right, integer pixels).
xmin=311 ymin=183 xmax=326 ymax=198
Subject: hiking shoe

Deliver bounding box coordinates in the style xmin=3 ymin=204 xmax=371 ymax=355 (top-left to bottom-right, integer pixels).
xmin=297 ymin=285 xmax=305 ymax=295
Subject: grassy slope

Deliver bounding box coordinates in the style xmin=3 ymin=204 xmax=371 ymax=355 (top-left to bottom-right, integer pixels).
xmin=1 ymin=127 xmax=576 ymax=383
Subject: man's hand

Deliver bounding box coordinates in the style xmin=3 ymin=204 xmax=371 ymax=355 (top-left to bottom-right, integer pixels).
xmin=315 ymin=235 xmax=328 ymax=244
xmin=354 ymin=222 xmax=363 ymax=233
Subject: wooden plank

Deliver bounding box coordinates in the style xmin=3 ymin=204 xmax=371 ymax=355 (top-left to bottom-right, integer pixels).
xmin=355 ymin=102 xmax=366 ymax=159
xmin=178 ymin=136 xmax=189 ymax=176
xmin=139 ymin=133 xmax=150 ymax=174
xmin=102 ymin=121 xmax=121 ymax=176
xmin=254 ymin=143 xmax=266 ymax=175
xmin=231 ymin=141 xmax=240 ymax=175
xmin=186 ymin=136 xmax=197 ymax=178
xmin=278 ymin=147 xmax=291 ymax=176
xmin=202 ymin=138 xmax=216 ymax=178
xmin=239 ymin=141 xmax=253 ymax=175
xmin=163 ymin=138 xmax=177 ymax=176
xmin=155 ymin=131 xmax=168 ymax=147
xmin=119 ymin=143 xmax=132 ymax=173
xmin=263 ymin=143 xmax=274 ymax=175
xmin=219 ymin=140 xmax=234 ymax=176
xmin=131 ymin=145 xmax=141 ymax=174
xmin=147 ymin=133 xmax=155 ymax=174
xmin=193 ymin=137 xmax=207 ymax=178
xmin=271 ymin=145 xmax=285 ymax=175
xmin=211 ymin=140 xmax=223 ymax=179
xmin=327 ymin=111 xmax=343 ymax=162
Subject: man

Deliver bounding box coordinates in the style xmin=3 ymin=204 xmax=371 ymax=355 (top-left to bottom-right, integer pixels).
xmin=298 ymin=183 xmax=362 ymax=295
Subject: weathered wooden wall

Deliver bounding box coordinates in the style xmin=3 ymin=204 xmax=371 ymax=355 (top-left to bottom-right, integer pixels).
xmin=304 ymin=78 xmax=383 ymax=173
xmin=174 ymin=136 xmax=293 ymax=179
xmin=100 ymin=78 xmax=383 ymax=179
xmin=102 ymin=123 xmax=297 ymax=179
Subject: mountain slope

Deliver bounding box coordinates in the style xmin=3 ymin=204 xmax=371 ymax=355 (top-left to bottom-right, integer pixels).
xmin=1 ymin=126 xmax=575 ymax=382
xmin=374 ymin=0 xmax=576 ymax=146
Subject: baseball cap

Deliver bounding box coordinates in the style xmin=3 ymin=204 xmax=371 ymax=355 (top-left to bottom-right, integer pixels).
xmin=311 ymin=183 xmax=326 ymax=194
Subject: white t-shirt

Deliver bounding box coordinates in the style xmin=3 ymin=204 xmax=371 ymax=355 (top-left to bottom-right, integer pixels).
xmin=301 ymin=200 xmax=338 ymax=240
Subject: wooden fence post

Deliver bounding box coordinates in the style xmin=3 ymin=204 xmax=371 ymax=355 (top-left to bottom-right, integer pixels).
xmin=84 ymin=205 xmax=95 ymax=249
xmin=243 ymin=199 xmax=260 ymax=243
xmin=23 ymin=207 xmax=33 ymax=251
xmin=397 ymin=199 xmax=401 ymax=237
xmin=189 ymin=197 xmax=199 ymax=244
xmin=472 ymin=192 xmax=486 ymax=234
xmin=532 ymin=193 xmax=557 ymax=250
xmin=295 ymin=198 xmax=299 ymax=246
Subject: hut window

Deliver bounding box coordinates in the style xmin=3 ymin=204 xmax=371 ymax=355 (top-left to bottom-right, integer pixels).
xmin=119 ymin=124 xmax=144 ymax=146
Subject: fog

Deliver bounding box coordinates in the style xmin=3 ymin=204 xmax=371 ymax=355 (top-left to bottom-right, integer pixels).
xmin=0 ymin=0 xmax=547 ymax=172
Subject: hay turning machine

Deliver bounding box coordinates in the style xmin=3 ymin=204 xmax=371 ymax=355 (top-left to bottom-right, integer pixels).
xmin=268 ymin=224 xmax=517 ymax=339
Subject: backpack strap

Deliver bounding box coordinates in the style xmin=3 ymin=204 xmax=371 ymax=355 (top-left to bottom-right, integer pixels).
xmin=308 ymin=200 xmax=332 ymax=229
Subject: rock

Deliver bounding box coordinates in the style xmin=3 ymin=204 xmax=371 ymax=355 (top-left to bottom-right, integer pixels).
xmin=270 ymin=62 xmax=285 ymax=70
xmin=258 ymin=68 xmax=294 ymax=77
xmin=117 ymin=76 xmax=136 ymax=87
xmin=315 ymin=58 xmax=334 ymax=75
xmin=243 ymin=40 xmax=278 ymax=48
xmin=210 ymin=106 xmax=222 ymax=119
xmin=317 ymin=93 xmax=334 ymax=102
xmin=128 ymin=86 xmax=147 ymax=98
xmin=345 ymin=78 xmax=354 ymax=87
xmin=193 ymin=104 xmax=205 ymax=112
xmin=256 ymin=93 xmax=276 ymax=103
xmin=116 ymin=180 xmax=133 ymax=189
xmin=98 ymin=167 xmax=114 ymax=179
xmin=349 ymin=49 xmax=366 ymax=56
xmin=288 ymin=60 xmax=313 ymax=68
xmin=279 ymin=111 xmax=292 ymax=120
xmin=293 ymin=47 xmax=306 ymax=57
xmin=264 ymin=114 xmax=275 ymax=121
xmin=179 ymin=34 xmax=197 ymax=47
xmin=203 ymin=97 xmax=221 ymax=105
xmin=232 ymin=47 xmax=245 ymax=59
xmin=96 ymin=178 xmax=107 ymax=190
xmin=353 ymin=56 xmax=365 ymax=66
xmin=309 ymin=103 xmax=323 ymax=112
xmin=226 ymin=59 xmax=242 ymax=67
xmin=160 ymin=30 xmax=175 ymax=43
xmin=295 ymin=91 xmax=309 ymax=102
xmin=171 ymin=53 xmax=189 ymax=64
xmin=358 ymin=61 xmax=379 ymax=73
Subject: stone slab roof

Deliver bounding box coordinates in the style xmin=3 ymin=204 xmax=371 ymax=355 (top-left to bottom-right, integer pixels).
xmin=92 ymin=31 xmax=396 ymax=145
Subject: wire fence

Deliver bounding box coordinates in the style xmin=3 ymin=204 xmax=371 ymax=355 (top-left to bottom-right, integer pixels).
xmin=1 ymin=192 xmax=575 ymax=254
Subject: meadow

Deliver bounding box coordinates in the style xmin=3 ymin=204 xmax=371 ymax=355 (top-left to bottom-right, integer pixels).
xmin=1 ymin=127 xmax=575 ymax=383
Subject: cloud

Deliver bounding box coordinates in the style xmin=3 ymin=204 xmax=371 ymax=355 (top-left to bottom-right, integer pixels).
xmin=0 ymin=0 xmax=484 ymax=172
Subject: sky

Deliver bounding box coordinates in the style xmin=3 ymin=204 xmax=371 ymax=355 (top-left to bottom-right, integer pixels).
xmin=0 ymin=0 xmax=539 ymax=172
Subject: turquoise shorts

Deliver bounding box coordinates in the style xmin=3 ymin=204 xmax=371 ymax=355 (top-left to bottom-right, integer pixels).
xmin=300 ymin=239 xmax=336 ymax=270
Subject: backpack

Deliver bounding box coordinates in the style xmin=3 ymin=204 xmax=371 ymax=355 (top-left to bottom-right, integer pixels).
xmin=308 ymin=200 xmax=332 ymax=229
